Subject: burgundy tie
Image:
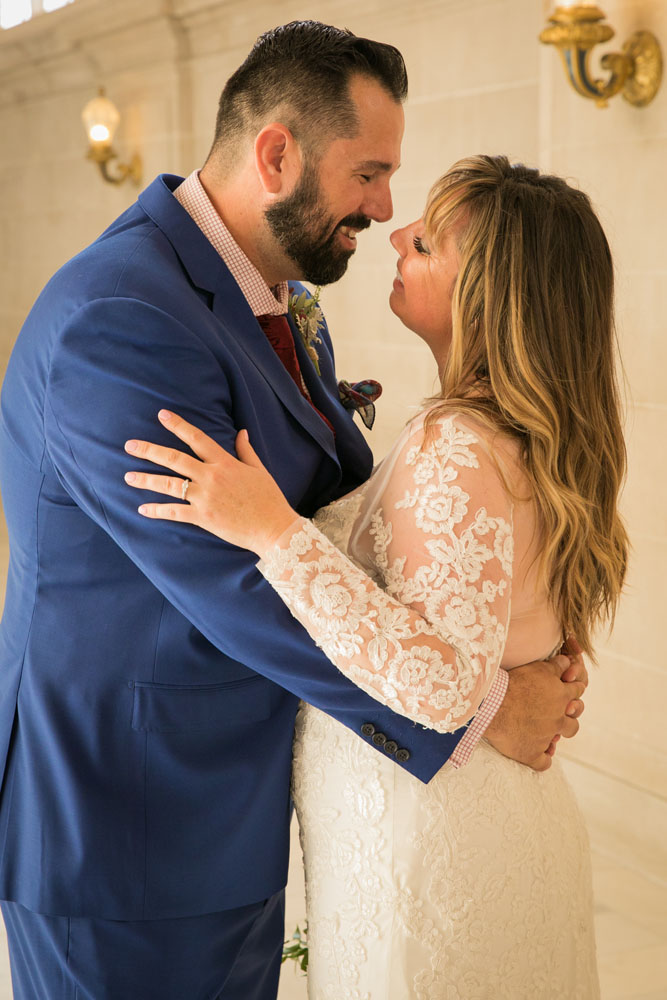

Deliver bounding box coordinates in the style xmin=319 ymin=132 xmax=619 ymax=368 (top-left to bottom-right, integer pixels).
xmin=256 ymin=313 xmax=334 ymax=435
xmin=256 ymin=314 xmax=306 ymax=395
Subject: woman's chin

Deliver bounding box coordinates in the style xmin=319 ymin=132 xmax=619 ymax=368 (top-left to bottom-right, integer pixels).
xmin=388 ymin=297 xmax=419 ymax=337
xmin=388 ymin=288 xmax=403 ymax=318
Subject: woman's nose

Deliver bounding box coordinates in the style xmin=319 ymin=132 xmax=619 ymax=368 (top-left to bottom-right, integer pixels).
xmin=390 ymin=226 xmax=407 ymax=254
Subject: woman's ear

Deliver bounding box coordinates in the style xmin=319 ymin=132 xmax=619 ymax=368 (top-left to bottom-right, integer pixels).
xmin=254 ymin=123 xmax=301 ymax=195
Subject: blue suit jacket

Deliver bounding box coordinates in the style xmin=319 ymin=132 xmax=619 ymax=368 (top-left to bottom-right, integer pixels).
xmin=0 ymin=174 xmax=466 ymax=920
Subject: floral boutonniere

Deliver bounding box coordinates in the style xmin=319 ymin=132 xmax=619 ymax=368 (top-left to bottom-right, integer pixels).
xmin=289 ymin=286 xmax=324 ymax=376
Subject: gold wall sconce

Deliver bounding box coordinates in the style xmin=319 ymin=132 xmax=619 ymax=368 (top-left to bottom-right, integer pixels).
xmin=81 ymin=88 xmax=142 ymax=185
xmin=540 ymin=2 xmax=663 ymax=108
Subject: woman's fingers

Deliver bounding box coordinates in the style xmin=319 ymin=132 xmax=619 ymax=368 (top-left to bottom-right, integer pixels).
xmin=125 ymin=412 xmax=240 ymax=480
xmin=124 ymin=438 xmax=199 ymax=478
xmin=123 ymin=416 xmax=287 ymax=552
xmin=124 ymin=471 xmax=189 ymax=499
xmin=158 ymin=410 xmax=224 ymax=463
xmin=235 ymin=429 xmax=265 ymax=469
xmin=136 ymin=502 xmax=197 ymax=524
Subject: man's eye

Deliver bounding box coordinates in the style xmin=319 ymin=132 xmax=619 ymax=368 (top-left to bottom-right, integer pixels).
xmin=413 ymin=236 xmax=430 ymax=255
xmin=359 ymin=174 xmax=372 ymax=183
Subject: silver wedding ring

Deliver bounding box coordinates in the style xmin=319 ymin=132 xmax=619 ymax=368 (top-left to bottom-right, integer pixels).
xmin=181 ymin=478 xmax=190 ymax=501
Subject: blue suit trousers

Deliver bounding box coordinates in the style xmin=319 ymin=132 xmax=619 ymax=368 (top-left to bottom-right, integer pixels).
xmin=1 ymin=892 xmax=285 ymax=1000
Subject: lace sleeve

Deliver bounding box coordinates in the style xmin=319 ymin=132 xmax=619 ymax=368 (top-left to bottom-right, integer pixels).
xmin=259 ymin=414 xmax=514 ymax=733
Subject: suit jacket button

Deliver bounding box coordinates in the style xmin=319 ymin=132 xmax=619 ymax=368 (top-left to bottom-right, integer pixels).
xmin=361 ymin=723 xmax=376 ymax=737
xmin=395 ymin=748 xmax=411 ymax=763
xmin=384 ymin=740 xmax=398 ymax=755
xmin=372 ymin=732 xmax=387 ymax=747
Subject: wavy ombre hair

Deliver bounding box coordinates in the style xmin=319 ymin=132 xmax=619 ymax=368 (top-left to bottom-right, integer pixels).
xmin=423 ymin=154 xmax=628 ymax=657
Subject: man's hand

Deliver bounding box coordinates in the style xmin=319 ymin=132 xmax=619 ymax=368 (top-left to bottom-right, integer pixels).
xmin=485 ymin=641 xmax=588 ymax=772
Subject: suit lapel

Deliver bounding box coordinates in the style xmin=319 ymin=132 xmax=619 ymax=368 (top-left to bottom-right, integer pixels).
xmin=290 ymin=311 xmax=374 ymax=492
xmin=139 ymin=175 xmax=340 ymax=463
xmin=210 ymin=285 xmax=339 ymax=460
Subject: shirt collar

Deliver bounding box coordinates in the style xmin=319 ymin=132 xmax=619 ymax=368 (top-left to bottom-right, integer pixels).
xmin=173 ymin=170 xmax=289 ymax=316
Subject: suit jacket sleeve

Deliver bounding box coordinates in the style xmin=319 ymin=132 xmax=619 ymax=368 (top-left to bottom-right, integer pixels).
xmin=44 ymin=295 xmax=468 ymax=783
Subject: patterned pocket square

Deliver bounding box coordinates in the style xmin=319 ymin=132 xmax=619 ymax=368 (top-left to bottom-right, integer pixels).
xmin=338 ymin=379 xmax=383 ymax=430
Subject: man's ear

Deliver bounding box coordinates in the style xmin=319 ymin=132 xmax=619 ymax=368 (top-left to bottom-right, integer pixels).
xmin=254 ymin=123 xmax=302 ymax=195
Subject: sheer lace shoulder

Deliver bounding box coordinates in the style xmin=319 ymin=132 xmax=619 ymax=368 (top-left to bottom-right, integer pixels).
xmin=260 ymin=412 xmax=514 ymax=732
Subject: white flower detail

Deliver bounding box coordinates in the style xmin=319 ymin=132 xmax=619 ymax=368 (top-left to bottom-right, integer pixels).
xmin=493 ymin=520 xmax=514 ymax=575
xmin=343 ymin=777 xmax=385 ymax=824
xmin=409 ymin=482 xmax=469 ymax=534
xmin=263 ymin=413 xmax=514 ymax=735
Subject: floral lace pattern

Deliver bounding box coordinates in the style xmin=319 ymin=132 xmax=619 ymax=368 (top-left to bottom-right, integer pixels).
xmin=293 ymin=706 xmax=599 ymax=998
xmin=264 ymin=411 xmax=599 ymax=997
xmin=261 ymin=416 xmax=513 ymax=732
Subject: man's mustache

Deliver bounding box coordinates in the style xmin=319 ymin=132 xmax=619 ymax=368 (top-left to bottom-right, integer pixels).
xmin=336 ymin=214 xmax=372 ymax=232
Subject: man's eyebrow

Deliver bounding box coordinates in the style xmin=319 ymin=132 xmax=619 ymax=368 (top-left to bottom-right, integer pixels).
xmin=354 ymin=160 xmax=401 ymax=173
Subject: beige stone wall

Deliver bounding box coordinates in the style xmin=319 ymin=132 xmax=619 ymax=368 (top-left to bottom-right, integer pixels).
xmin=0 ymin=0 xmax=665 ymax=884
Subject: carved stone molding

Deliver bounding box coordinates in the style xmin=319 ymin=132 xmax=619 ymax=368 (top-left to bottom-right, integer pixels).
xmin=0 ymin=0 xmax=193 ymax=105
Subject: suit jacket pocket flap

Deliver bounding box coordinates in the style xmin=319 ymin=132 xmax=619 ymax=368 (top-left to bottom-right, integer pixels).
xmin=130 ymin=676 xmax=272 ymax=733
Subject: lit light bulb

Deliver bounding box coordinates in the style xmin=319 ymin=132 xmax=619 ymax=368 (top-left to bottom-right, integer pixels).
xmin=90 ymin=124 xmax=111 ymax=144
xmin=80 ymin=87 xmax=142 ymax=184
xmin=81 ymin=90 xmax=120 ymax=148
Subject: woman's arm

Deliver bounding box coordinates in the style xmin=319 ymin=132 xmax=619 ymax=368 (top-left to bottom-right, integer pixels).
xmin=257 ymin=414 xmax=513 ymax=732
xmin=126 ymin=410 xmax=514 ymax=734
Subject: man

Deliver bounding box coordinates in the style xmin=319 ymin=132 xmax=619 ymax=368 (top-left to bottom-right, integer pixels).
xmin=0 ymin=21 xmax=585 ymax=999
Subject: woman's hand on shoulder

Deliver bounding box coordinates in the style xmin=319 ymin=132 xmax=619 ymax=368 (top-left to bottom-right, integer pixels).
xmin=124 ymin=410 xmax=300 ymax=558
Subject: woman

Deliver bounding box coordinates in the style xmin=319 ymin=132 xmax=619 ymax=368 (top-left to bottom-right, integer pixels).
xmin=125 ymin=156 xmax=628 ymax=997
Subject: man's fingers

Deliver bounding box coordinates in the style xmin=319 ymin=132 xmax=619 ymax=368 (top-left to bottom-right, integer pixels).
xmin=566 ymin=698 xmax=585 ymax=719
xmin=562 ymin=635 xmax=583 ymax=656
xmin=549 ymin=653 xmax=572 ymax=677
xmin=487 ymin=654 xmax=587 ymax=768
xmin=560 ymin=715 xmax=580 ymax=740
xmin=561 ymin=658 xmax=588 ymax=686
xmin=566 ymin=681 xmax=587 ymax=703
xmin=550 ymin=652 xmax=589 ymax=691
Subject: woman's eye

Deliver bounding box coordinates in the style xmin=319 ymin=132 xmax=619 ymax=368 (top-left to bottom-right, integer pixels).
xmin=413 ymin=236 xmax=430 ymax=255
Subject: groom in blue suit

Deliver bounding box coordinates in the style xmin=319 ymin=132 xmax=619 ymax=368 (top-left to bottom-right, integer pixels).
xmin=0 ymin=20 xmax=586 ymax=1000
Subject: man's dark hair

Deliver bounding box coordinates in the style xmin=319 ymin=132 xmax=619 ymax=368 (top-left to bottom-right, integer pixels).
xmin=207 ymin=20 xmax=407 ymax=169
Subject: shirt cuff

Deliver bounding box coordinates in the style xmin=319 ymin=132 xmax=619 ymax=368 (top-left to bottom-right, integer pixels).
xmin=448 ymin=667 xmax=509 ymax=769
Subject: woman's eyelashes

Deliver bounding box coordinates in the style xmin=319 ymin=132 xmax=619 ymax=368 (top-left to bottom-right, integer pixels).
xmin=413 ymin=235 xmax=430 ymax=255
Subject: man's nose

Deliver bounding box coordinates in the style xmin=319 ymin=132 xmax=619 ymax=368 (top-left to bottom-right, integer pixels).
xmin=363 ymin=181 xmax=394 ymax=224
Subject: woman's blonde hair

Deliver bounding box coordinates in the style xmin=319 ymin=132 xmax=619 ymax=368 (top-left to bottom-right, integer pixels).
xmin=423 ymin=154 xmax=628 ymax=657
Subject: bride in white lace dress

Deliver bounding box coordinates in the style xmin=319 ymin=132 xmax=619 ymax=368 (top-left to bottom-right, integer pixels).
xmin=128 ymin=156 xmax=628 ymax=998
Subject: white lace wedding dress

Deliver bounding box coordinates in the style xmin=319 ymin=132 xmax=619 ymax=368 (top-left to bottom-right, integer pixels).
xmin=260 ymin=410 xmax=600 ymax=999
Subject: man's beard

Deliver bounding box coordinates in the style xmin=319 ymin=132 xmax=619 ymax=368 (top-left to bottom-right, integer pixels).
xmin=265 ymin=162 xmax=370 ymax=286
